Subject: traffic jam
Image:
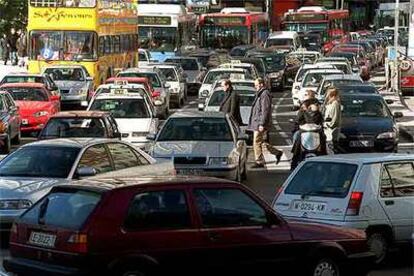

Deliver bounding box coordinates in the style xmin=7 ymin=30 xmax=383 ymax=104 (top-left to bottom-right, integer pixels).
xmin=0 ymin=0 xmax=413 ymax=275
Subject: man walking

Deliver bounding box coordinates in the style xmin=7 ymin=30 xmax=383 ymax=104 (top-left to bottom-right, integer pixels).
xmin=219 ymin=79 xmax=243 ymax=125
xmin=0 ymin=34 xmax=9 ymax=65
xmin=248 ymin=78 xmax=282 ymax=168
xmin=8 ymin=28 xmax=19 ymax=66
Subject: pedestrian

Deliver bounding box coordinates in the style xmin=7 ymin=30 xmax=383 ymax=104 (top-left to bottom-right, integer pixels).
xmin=323 ymin=87 xmax=342 ymax=154
xmin=248 ymin=78 xmax=283 ymax=168
xmin=219 ymin=79 xmax=243 ymax=125
xmin=0 ymin=34 xmax=10 ymax=65
xmin=7 ymin=28 xmax=19 ymax=66
xmin=16 ymin=30 xmax=27 ymax=67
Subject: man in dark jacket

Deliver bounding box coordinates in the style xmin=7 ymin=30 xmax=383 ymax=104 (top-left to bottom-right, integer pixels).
xmin=7 ymin=28 xmax=19 ymax=66
xmin=248 ymin=78 xmax=282 ymax=168
xmin=219 ymin=79 xmax=243 ymax=125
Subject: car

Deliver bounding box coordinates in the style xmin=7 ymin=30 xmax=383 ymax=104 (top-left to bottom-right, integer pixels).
xmin=336 ymin=93 xmax=403 ymax=153
xmin=287 ymin=50 xmax=322 ymax=65
xmin=233 ymin=57 xmax=267 ymax=81
xmin=272 ymin=153 xmax=413 ymax=264
xmin=229 ymin=44 xmax=257 ymax=58
xmin=218 ymin=62 xmax=260 ymax=80
xmin=42 ymin=65 xmax=94 ymax=104
xmin=327 ymin=52 xmax=360 ymax=73
xmin=164 ymin=57 xmax=204 ymax=92
xmin=314 ymin=61 xmax=353 ymax=75
xmin=188 ymin=49 xmax=220 ymax=69
xmin=0 ymin=83 xmax=61 ymax=135
xmin=0 ymin=90 xmax=21 ymax=153
xmin=315 ymin=74 xmax=363 ymax=102
xmin=198 ymin=68 xmax=251 ymax=101
xmin=0 ymin=72 xmax=60 ymax=97
xmin=138 ymin=48 xmax=152 ymax=66
xmin=87 ymin=84 xmax=158 ymax=149
xmin=149 ymin=111 xmax=248 ymax=181
xmin=4 ymin=176 xmax=374 ymax=275
xmin=0 ymin=138 xmax=172 ymax=232
xmin=117 ymin=68 xmax=170 ymax=119
xmin=38 ymin=111 xmax=122 ymax=140
xmin=265 ymin=31 xmax=301 ymax=52
xmin=105 ymin=77 xmax=155 ymax=100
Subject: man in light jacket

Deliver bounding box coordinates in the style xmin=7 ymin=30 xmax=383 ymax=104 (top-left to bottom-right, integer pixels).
xmin=248 ymin=78 xmax=282 ymax=168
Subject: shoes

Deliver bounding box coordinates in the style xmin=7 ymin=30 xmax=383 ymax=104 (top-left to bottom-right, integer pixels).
xmin=251 ymin=163 xmax=264 ymax=169
xmin=275 ymin=151 xmax=283 ymax=165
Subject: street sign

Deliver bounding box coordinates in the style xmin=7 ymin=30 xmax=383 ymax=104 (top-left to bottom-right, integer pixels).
xmin=388 ymin=47 xmax=397 ymax=61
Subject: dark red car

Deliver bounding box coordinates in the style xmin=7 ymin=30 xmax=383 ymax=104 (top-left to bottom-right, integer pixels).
xmin=4 ymin=177 xmax=374 ymax=276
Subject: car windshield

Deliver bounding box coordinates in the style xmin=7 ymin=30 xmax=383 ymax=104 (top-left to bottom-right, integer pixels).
xmin=241 ymin=60 xmax=265 ymax=75
xmin=90 ymin=98 xmax=150 ymax=119
xmin=165 ymin=58 xmax=198 ymax=71
xmin=342 ymin=96 xmax=390 ymax=118
xmin=285 ymin=162 xmax=358 ymax=198
xmin=158 ymin=117 xmax=233 ymax=141
xmin=208 ymin=89 xmax=255 ymax=107
xmin=0 ymin=146 xmax=80 ymax=178
xmin=44 ymin=68 xmax=85 ymax=81
xmin=40 ymin=118 xmax=107 ymax=139
xmin=303 ymin=72 xmax=339 ymax=87
xmin=159 ymin=68 xmax=178 ymax=82
xmin=260 ymin=54 xmax=285 ymax=71
xmin=5 ymin=88 xmax=48 ymax=102
xmin=118 ymin=72 xmax=161 ymax=88
xmin=266 ymin=38 xmax=293 ymax=47
xmin=331 ymin=64 xmax=350 ymax=74
xmin=337 ymin=86 xmax=377 ymax=94
xmin=1 ymin=76 xmax=44 ymax=85
xmin=204 ymin=71 xmax=246 ymax=84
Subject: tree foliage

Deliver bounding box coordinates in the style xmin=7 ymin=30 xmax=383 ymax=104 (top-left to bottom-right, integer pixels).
xmin=0 ymin=0 xmax=28 ymax=35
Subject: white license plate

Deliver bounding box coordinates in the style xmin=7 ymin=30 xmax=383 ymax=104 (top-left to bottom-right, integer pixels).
xmin=28 ymin=232 xmax=56 ymax=248
xmin=176 ymin=169 xmax=204 ymax=176
xmin=21 ymin=119 xmax=28 ymax=125
xmin=292 ymin=201 xmax=327 ymax=213
xmin=349 ymin=140 xmax=373 ymax=147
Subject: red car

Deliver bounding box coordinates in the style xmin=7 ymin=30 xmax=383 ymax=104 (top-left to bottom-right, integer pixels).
xmin=0 ymin=83 xmax=61 ymax=133
xmin=4 ymin=177 xmax=374 ymax=276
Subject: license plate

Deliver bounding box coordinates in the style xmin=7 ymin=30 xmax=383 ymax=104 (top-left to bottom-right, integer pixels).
xmin=349 ymin=140 xmax=373 ymax=147
xmin=28 ymin=232 xmax=56 ymax=248
xmin=176 ymin=169 xmax=204 ymax=176
xmin=292 ymin=201 xmax=327 ymax=213
xmin=22 ymin=119 xmax=28 ymax=125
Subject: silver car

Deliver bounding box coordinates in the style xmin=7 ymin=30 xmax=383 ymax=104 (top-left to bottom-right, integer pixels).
xmin=164 ymin=57 xmax=204 ymax=92
xmin=43 ymin=65 xmax=93 ymax=104
xmin=148 ymin=111 xmax=248 ymax=181
xmin=0 ymin=138 xmax=172 ymax=232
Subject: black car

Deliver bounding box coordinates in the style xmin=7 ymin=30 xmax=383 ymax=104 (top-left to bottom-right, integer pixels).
xmin=0 ymin=91 xmax=21 ymax=153
xmin=335 ymin=93 xmax=402 ymax=153
xmin=229 ymin=45 xmax=256 ymax=58
xmin=188 ymin=49 xmax=220 ymax=69
xmin=234 ymin=57 xmax=267 ymax=79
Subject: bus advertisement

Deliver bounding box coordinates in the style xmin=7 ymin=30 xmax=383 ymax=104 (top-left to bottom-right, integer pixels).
xmin=138 ymin=4 xmax=197 ymax=62
xmin=27 ymin=0 xmax=139 ymax=87
xmin=199 ymin=9 xmax=269 ymax=49
xmin=282 ymin=6 xmax=349 ymax=53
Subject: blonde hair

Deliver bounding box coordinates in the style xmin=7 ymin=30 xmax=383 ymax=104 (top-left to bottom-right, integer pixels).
xmin=326 ymin=87 xmax=340 ymax=104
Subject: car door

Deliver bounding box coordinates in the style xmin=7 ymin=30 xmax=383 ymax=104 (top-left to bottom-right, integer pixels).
xmin=379 ymin=161 xmax=414 ymax=242
xmin=191 ymin=187 xmax=293 ymax=268
xmin=3 ymin=93 xmax=20 ymax=137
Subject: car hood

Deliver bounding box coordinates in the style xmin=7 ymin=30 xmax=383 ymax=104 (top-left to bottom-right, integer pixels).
xmin=116 ymin=118 xmax=154 ymax=133
xmin=152 ymin=141 xmax=235 ymax=158
xmin=16 ymin=101 xmax=53 ymax=116
xmin=341 ymin=116 xmax=394 ymax=136
xmin=55 ymin=81 xmax=87 ymax=90
xmin=0 ymin=177 xmax=69 ymax=200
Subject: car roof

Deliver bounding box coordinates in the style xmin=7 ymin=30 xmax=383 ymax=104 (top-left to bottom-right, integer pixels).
xmin=268 ymin=31 xmax=297 ymax=39
xmin=51 ymin=111 xmax=110 ymax=119
xmin=3 ymin=72 xmax=44 ymax=77
xmin=122 ymin=68 xmax=158 ymax=74
xmin=97 ymin=83 xmax=146 ymax=89
xmin=169 ymin=111 xmax=227 ymax=119
xmin=322 ymin=74 xmax=361 ymax=81
xmin=0 ymin=83 xmax=47 ymax=88
xmin=290 ymin=51 xmax=320 ymax=55
xmin=22 ymin=138 xmax=114 ymax=149
xmin=231 ymin=45 xmax=255 ymax=50
xmin=208 ymin=68 xmax=246 ymax=73
xmin=300 ymin=64 xmax=335 ymax=69
xmin=305 ymin=69 xmax=343 ymax=74
xmin=341 ymin=92 xmax=383 ymax=99
xmin=213 ymin=86 xmax=255 ymax=94
xmin=309 ymin=153 xmax=413 ymax=165
xmin=58 ymin=176 xmax=238 ymax=193
xmin=106 ymin=77 xmax=150 ymax=84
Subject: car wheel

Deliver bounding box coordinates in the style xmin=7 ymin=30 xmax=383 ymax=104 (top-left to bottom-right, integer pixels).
xmin=311 ymin=258 xmax=340 ymax=276
xmin=11 ymin=130 xmax=21 ymax=145
xmin=0 ymin=134 xmax=11 ymax=154
xmin=368 ymin=232 xmax=389 ymax=264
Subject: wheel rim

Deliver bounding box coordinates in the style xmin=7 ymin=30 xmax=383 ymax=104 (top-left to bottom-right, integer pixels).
xmin=313 ymin=260 xmax=339 ymax=276
xmin=368 ymin=235 xmax=387 ymax=263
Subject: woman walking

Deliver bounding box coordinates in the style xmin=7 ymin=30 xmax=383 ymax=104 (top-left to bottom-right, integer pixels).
xmin=0 ymin=34 xmax=10 ymax=65
xmin=324 ymin=87 xmax=342 ymax=154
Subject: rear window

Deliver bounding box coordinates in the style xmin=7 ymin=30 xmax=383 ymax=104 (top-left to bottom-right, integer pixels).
xmin=21 ymin=190 xmax=101 ymax=230
xmin=285 ymin=162 xmax=358 ymax=198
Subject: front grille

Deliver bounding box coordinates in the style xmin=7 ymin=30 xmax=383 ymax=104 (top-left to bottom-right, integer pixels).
xmin=174 ymin=157 xmax=206 ymax=165
xmin=61 ymin=89 xmax=70 ymax=94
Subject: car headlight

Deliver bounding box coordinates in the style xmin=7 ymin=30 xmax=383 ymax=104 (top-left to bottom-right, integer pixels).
xmin=34 ymin=111 xmax=49 ymax=117
xmin=209 ymin=157 xmax=231 ymax=165
xmin=201 ymin=90 xmax=209 ymax=98
xmin=0 ymin=199 xmax=32 ymax=210
xmin=377 ymin=131 xmax=397 ymax=139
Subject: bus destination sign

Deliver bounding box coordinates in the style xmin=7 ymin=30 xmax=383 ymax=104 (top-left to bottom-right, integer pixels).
xmin=286 ymin=13 xmax=327 ymax=22
xmin=138 ymin=16 xmax=172 ymax=25
xmin=205 ymin=16 xmax=246 ymax=25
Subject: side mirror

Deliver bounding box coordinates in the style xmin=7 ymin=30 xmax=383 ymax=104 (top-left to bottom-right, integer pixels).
xmin=198 ymin=103 xmax=205 ymax=111
xmin=51 ymin=85 xmax=59 ymax=91
xmin=393 ymin=112 xmax=403 ymax=118
xmin=76 ymin=167 xmax=97 ymax=178
xmin=266 ymin=212 xmax=281 ymax=227
xmin=385 ymin=99 xmax=394 ymax=105
xmin=146 ymin=133 xmax=156 ymax=141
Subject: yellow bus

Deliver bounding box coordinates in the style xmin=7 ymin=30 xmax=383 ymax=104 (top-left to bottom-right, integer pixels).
xmin=27 ymin=0 xmax=138 ymax=87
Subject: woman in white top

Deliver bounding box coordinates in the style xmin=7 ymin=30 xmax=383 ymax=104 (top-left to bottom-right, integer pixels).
xmin=324 ymin=87 xmax=342 ymax=154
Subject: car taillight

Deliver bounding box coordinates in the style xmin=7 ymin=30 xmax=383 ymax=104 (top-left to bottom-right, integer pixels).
xmin=67 ymin=233 xmax=88 ymax=253
xmin=152 ymin=91 xmax=161 ymax=98
xmin=346 ymin=192 xmax=363 ymax=216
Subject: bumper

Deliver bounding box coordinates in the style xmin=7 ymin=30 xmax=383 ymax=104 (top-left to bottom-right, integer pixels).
xmin=270 ymin=78 xmax=283 ymax=88
xmin=4 ymin=257 xmax=87 ymax=276
xmin=0 ymin=210 xmax=24 ymax=232
xmin=21 ymin=125 xmax=45 ymax=133
xmin=169 ymin=92 xmax=181 ymax=102
xmin=336 ymin=138 xmax=397 ymax=153
xmin=175 ymin=165 xmax=238 ymax=180
xmin=21 ymin=117 xmax=48 ymax=133
xmin=61 ymin=94 xmax=87 ymax=103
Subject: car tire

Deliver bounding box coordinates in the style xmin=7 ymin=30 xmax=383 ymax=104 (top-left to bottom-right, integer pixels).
xmin=310 ymin=258 xmax=340 ymax=276
xmin=11 ymin=130 xmax=21 ymax=145
xmin=367 ymin=232 xmax=389 ymax=265
xmin=0 ymin=134 xmax=11 ymax=154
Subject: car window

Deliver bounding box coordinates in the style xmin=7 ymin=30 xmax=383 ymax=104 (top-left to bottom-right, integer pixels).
xmin=90 ymin=98 xmax=150 ymax=119
xmin=124 ymin=190 xmax=191 ymax=230
xmin=194 ymin=188 xmax=267 ymax=228
xmin=44 ymin=68 xmax=85 ymax=81
xmin=381 ymin=162 xmax=414 ymax=197
xmin=118 ymin=72 xmax=161 ymax=88
xmin=160 ymin=68 xmax=178 ymax=82
xmin=40 ymin=118 xmax=107 ymax=139
xmin=285 ymin=162 xmax=358 ymax=198
xmin=107 ymin=143 xmax=148 ymax=170
xmin=5 ymin=88 xmax=49 ymax=102
xmin=3 ymin=94 xmax=14 ymax=108
xmin=78 ymin=144 xmax=113 ymax=174
xmin=342 ymin=96 xmax=390 ymax=118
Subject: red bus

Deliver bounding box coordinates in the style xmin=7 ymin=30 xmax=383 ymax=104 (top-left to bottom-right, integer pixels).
xmin=282 ymin=6 xmax=349 ymax=53
xmin=199 ymin=9 xmax=269 ymax=49
xmin=269 ymin=0 xmax=301 ymax=31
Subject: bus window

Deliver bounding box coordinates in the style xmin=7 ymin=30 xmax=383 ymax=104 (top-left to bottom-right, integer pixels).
xmin=201 ymin=26 xmax=248 ymax=49
xmin=139 ymin=27 xmax=177 ymax=52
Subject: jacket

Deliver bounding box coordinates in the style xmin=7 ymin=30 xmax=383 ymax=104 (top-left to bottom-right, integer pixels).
xmin=248 ymin=87 xmax=272 ymax=131
xmin=219 ymin=87 xmax=243 ymax=125
xmin=324 ymin=100 xmax=342 ymax=141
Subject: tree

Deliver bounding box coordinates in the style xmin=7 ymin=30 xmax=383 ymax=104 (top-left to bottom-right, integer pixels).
xmin=0 ymin=0 xmax=28 ymax=35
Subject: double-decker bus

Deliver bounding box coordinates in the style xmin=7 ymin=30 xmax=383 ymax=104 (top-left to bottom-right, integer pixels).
xmin=199 ymin=8 xmax=269 ymax=49
xmin=27 ymin=0 xmax=138 ymax=87
xmin=282 ymin=6 xmax=349 ymax=53
xmin=138 ymin=4 xmax=197 ymax=62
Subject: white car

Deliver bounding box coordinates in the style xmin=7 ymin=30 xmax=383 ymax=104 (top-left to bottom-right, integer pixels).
xmin=154 ymin=64 xmax=186 ymax=108
xmin=272 ymin=153 xmax=414 ymax=264
xmin=218 ymin=62 xmax=260 ymax=80
xmin=291 ymin=64 xmax=335 ymax=109
xmin=287 ymin=50 xmax=321 ymax=65
xmin=87 ymin=83 xmax=158 ymax=150
xmin=298 ymin=69 xmax=343 ymax=105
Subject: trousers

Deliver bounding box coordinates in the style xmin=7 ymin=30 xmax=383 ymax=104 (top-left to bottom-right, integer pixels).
xmin=253 ymin=130 xmax=281 ymax=164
